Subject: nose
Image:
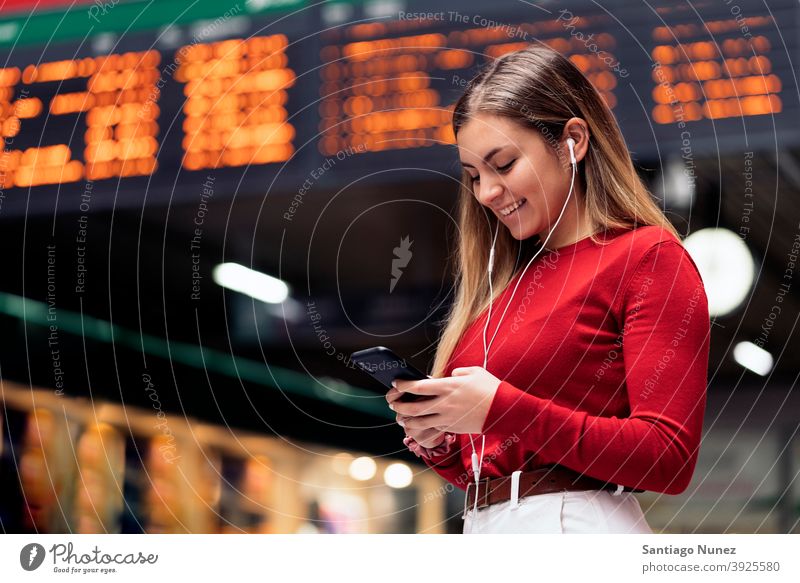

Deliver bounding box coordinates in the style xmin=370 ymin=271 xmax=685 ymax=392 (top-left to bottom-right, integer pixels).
xmin=475 ymin=179 xmax=504 ymax=207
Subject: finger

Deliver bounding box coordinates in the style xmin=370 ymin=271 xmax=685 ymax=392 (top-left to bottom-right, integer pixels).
xmin=415 ymin=426 xmax=442 ymax=439
xmin=395 ymin=377 xmax=450 ymax=397
xmin=397 ymin=414 xmax=424 ymax=430
xmin=385 ymin=387 xmax=403 ymax=404
xmin=402 ymin=413 xmax=442 ymax=431
xmin=394 ymin=374 xmax=434 ymax=386
xmin=391 ymin=396 xmax=442 ymax=417
xmin=398 ymin=414 xmax=424 ymax=428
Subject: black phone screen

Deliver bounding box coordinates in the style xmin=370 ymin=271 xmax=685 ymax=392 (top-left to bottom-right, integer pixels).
xmin=349 ymin=346 xmax=432 ymax=402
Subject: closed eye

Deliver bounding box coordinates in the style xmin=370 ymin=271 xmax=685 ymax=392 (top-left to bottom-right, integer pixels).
xmin=497 ymin=160 xmax=515 ymax=173
xmin=468 ymin=160 xmax=515 ymax=184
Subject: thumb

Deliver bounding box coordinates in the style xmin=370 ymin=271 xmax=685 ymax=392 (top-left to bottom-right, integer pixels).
xmin=451 ymin=367 xmax=474 ymax=376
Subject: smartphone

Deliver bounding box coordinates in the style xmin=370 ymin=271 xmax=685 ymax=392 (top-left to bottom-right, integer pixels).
xmin=349 ymin=346 xmax=432 ymax=403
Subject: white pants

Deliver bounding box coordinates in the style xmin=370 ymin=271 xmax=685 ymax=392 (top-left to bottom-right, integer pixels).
xmin=463 ymin=489 xmax=654 ymax=534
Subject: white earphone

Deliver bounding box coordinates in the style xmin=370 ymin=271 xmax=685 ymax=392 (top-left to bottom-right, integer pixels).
xmin=465 ymin=137 xmax=578 ymax=527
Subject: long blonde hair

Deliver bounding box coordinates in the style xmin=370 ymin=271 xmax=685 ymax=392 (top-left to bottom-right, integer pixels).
xmin=430 ymin=43 xmax=680 ymax=379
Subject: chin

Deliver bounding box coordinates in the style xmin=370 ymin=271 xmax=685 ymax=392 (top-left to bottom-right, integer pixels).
xmin=505 ymin=222 xmax=538 ymax=241
xmin=508 ymin=229 xmax=533 ymax=241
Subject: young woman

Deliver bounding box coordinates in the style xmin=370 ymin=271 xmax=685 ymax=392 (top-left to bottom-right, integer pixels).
xmin=385 ymin=44 xmax=710 ymax=534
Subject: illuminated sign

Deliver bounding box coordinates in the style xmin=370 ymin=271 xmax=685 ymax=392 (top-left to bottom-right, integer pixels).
xmin=651 ymin=15 xmax=782 ymax=123
xmin=317 ymin=11 xmax=626 ymax=156
xmin=175 ymin=34 xmax=296 ymax=170
xmin=0 ymin=0 xmax=795 ymax=212
xmin=0 ymin=51 xmax=159 ymax=188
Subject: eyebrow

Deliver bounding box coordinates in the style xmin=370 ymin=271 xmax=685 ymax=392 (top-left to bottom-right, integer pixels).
xmin=459 ymin=146 xmax=507 ymax=169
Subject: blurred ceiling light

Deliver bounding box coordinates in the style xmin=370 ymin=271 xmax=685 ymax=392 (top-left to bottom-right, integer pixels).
xmin=383 ymin=462 xmax=412 ymax=488
xmin=349 ymin=456 xmax=376 ymax=481
xmin=364 ymin=0 xmax=403 ymax=18
xmin=733 ymin=341 xmax=773 ymax=376
xmin=212 ymin=262 xmax=289 ymax=304
xmin=655 ymin=156 xmax=696 ymax=209
xmin=321 ymin=2 xmax=354 ymax=25
xmin=331 ymin=452 xmax=353 ymax=476
xmin=683 ymin=228 xmax=755 ymax=317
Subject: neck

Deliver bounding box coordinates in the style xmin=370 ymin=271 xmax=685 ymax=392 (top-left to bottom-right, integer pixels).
xmin=540 ymin=188 xmax=597 ymax=251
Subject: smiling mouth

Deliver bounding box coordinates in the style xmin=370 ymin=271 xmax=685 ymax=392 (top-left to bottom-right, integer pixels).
xmin=499 ymin=198 xmax=527 ymax=217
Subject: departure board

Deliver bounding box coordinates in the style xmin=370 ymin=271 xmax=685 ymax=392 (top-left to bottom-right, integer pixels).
xmin=650 ymin=22 xmax=781 ymax=123
xmin=621 ymin=0 xmax=797 ymax=153
xmin=651 ymin=4 xmax=792 ymax=124
xmin=0 ymin=0 xmax=796 ymax=216
xmin=317 ymin=0 xmax=797 ymax=162
xmin=0 ymin=51 xmax=160 ymax=189
xmin=176 ymin=34 xmax=297 ymax=171
xmin=317 ymin=7 xmax=625 ymax=157
xmin=0 ymin=34 xmax=303 ymax=185
xmin=0 ymin=3 xmax=316 ymax=216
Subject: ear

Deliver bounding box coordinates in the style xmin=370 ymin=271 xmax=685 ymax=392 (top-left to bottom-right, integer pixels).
xmin=561 ymin=117 xmax=590 ymax=165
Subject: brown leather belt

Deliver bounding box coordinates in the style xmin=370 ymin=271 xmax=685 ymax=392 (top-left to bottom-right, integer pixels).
xmin=464 ymin=465 xmax=645 ymax=514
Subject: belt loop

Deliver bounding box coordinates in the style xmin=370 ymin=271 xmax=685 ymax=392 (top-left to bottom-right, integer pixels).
xmin=611 ymin=483 xmax=624 ymax=496
xmin=509 ymin=470 xmax=522 ymax=510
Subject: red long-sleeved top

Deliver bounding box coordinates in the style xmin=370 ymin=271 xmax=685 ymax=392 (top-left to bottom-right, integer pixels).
xmin=423 ymin=225 xmax=710 ymax=495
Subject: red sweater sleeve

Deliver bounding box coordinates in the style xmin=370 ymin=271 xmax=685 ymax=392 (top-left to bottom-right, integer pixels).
xmin=480 ymin=240 xmax=710 ymax=495
xmin=420 ymin=435 xmax=469 ymax=490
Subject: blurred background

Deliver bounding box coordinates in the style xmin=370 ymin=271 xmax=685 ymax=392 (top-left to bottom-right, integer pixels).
xmin=0 ymin=0 xmax=798 ymax=534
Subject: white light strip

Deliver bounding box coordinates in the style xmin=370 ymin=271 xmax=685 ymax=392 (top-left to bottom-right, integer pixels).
xmin=212 ymin=262 xmax=289 ymax=304
xmin=733 ymin=341 xmax=773 ymax=376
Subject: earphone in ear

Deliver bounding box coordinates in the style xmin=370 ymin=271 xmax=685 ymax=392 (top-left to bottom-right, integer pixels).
xmin=567 ymin=137 xmax=576 ymax=165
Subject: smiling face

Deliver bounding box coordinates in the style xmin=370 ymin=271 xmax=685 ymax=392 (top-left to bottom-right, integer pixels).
xmin=457 ymin=112 xmax=586 ymax=245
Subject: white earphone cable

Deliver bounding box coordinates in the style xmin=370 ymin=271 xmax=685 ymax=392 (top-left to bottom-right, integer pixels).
xmin=481 ymin=152 xmax=577 ymax=362
xmin=466 ymin=139 xmax=578 ymax=531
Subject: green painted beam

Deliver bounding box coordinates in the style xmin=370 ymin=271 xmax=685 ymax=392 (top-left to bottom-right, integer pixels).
xmin=0 ymin=291 xmax=393 ymax=419
xmin=0 ymin=0 xmax=307 ymax=49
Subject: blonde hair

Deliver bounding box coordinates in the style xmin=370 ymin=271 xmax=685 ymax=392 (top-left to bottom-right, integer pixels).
xmin=430 ymin=44 xmax=680 ymax=379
